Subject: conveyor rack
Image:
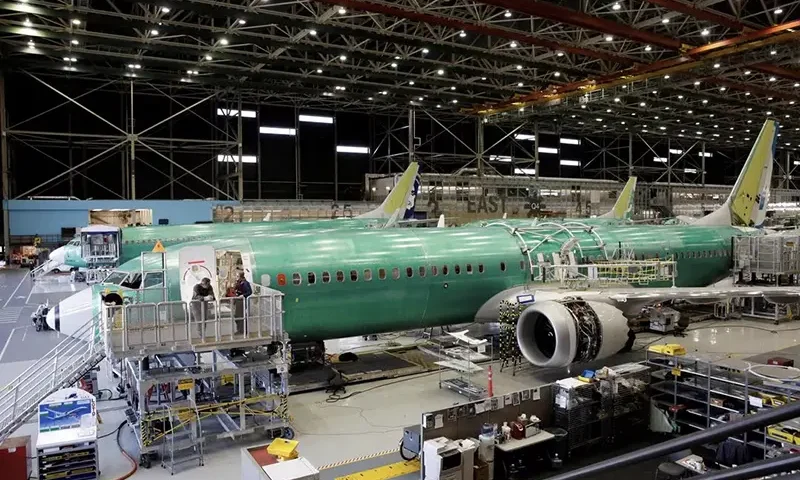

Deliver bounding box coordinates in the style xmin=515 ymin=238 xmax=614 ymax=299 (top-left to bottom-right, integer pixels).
xmin=37 ymin=442 xmax=98 ymax=480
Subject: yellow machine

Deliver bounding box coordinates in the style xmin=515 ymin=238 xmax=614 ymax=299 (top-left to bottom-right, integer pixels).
xmin=268 ymin=438 xmax=299 ymax=461
xmin=648 ymin=344 xmax=687 ymax=356
xmin=768 ymin=424 xmax=800 ymax=445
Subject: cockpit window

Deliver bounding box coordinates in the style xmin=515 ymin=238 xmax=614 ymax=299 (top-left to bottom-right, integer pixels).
xmin=103 ymin=271 xmax=128 ymax=285
xmin=68 ymin=239 xmax=80 ymax=246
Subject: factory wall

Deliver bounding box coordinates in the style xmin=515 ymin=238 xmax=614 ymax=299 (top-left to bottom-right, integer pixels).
xmin=4 ymin=199 xmax=239 ymax=236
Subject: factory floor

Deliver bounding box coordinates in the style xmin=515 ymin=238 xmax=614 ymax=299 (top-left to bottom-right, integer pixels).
xmin=3 ymin=268 xmax=800 ymax=479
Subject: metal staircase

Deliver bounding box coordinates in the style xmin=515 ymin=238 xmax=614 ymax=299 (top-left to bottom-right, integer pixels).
xmin=0 ymin=315 xmax=106 ymax=442
xmin=30 ymin=259 xmax=59 ymax=279
xmin=161 ymin=404 xmax=205 ymax=474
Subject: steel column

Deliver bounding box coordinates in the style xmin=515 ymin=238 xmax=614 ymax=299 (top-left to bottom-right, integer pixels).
xmin=0 ymin=72 xmax=10 ymax=260
xmin=237 ymin=95 xmax=243 ymax=202
xmin=129 ymin=81 xmax=136 ymax=200
xmin=534 ymin=122 xmax=539 ymax=180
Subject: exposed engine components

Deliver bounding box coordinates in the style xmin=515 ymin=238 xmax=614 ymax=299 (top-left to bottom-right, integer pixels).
xmin=516 ymin=298 xmax=630 ymax=368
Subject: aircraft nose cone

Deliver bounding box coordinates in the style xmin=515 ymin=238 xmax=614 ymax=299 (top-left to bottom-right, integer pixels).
xmin=48 ymin=246 xmax=66 ymax=265
xmin=46 ymin=304 xmax=59 ymax=331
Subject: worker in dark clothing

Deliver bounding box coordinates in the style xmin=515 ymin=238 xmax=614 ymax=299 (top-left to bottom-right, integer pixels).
xmin=233 ymin=272 xmax=252 ymax=335
xmin=192 ymin=277 xmax=215 ymax=339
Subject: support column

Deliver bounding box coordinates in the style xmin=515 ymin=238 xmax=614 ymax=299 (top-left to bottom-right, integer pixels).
xmin=534 ymin=122 xmax=540 ymax=179
xmin=666 ymin=138 xmax=672 ymax=211
xmin=334 ymin=112 xmax=339 ymax=201
xmin=476 ymin=118 xmax=484 ymax=178
xmin=169 ymin=86 xmax=174 ymax=200
xmin=407 ymin=108 xmax=415 ymax=165
xmin=787 ymin=151 xmax=791 ymax=189
xmin=256 ymin=103 xmax=262 ymax=200
xmin=628 ymin=132 xmax=634 ymax=177
xmin=701 ymin=142 xmax=706 ymax=188
xmin=294 ymin=107 xmax=301 ymax=199
xmin=0 ymin=72 xmax=10 ymax=259
xmin=68 ymin=112 xmax=73 ymax=197
xmin=237 ymin=95 xmax=244 ymax=202
xmin=129 ymin=81 xmax=136 ymax=200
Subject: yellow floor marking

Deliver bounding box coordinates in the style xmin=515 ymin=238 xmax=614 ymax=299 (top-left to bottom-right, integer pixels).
xmin=335 ymin=459 xmax=420 ymax=480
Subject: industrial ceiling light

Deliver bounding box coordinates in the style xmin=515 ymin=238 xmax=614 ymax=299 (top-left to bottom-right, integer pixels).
xmin=419 ymin=97 xmax=424 ymax=101
xmin=701 ymin=28 xmax=709 ymax=36
xmin=380 ymin=90 xmax=388 ymax=95
xmin=422 ymin=48 xmax=429 ymax=54
xmin=339 ymin=54 xmax=347 ymax=61
xmin=775 ymin=8 xmax=783 ymax=14
xmin=639 ymin=102 xmax=646 ymax=106
xmin=664 ymin=74 xmax=670 ymax=79
xmin=719 ymin=87 xmax=726 ymax=91
xmin=517 ymin=82 xmax=523 ymax=87
xmin=688 ymin=110 xmax=693 ymax=113
xmin=702 ymin=99 xmax=708 ymax=104
xmin=612 ymin=2 xmax=621 ymax=10
xmin=394 ymin=56 xmax=400 ymax=60
xmin=516 ymin=64 xmax=523 ymax=70
xmin=161 ymin=6 xmax=170 ymax=13
xmin=771 ymin=50 xmax=777 ymax=55
xmin=409 ymin=80 xmax=415 ymax=85
xmin=71 ymin=39 xmax=79 ymax=45
xmin=557 ymin=51 xmax=564 ymax=56
xmin=605 ymin=35 xmax=613 ymax=42
xmin=220 ymin=38 xmax=229 ymax=45
xmin=70 ymin=57 xmax=77 ymax=62
xmin=744 ymin=70 xmax=751 ymax=74
xmin=770 ymin=76 xmax=777 ymax=82
xmin=481 ymin=76 xmax=487 ymax=80
xmin=452 ymin=99 xmax=458 ymax=103
xmin=368 ymin=97 xmax=374 ymax=101
xmin=645 ymin=45 xmax=652 ymax=51
xmin=745 ymin=92 xmax=751 ymax=96
xmin=309 ymin=29 xmax=317 ymax=36
xmin=437 ymin=69 xmax=445 ymax=75
xmin=390 ymin=62 xmax=398 ymax=67
xmin=510 ymin=41 xmax=517 ymax=48
xmin=661 ymin=17 xmax=669 ymax=23
xmin=713 ymin=63 xmax=720 ymax=68
xmin=62 ymin=57 xmax=70 ymax=61
xmin=450 ymin=86 xmax=456 ymax=90
xmin=504 ymin=10 xmax=512 ymax=17
xmin=614 ymin=97 xmax=620 ymax=102
xmin=23 ymin=18 xmax=32 ymax=27
xmin=338 ymin=6 xmax=346 ymax=14
xmin=316 ymin=68 xmax=322 ymax=73
xmin=205 ymin=54 xmax=213 ymax=61
xmin=694 ymin=81 xmax=701 ymax=85
xmin=150 ymin=29 xmax=159 ymax=35
xmin=678 ymin=95 xmax=683 ymax=99
xmin=436 ymin=104 xmax=441 ymax=108
xmin=554 ymin=71 xmax=561 ymax=77
xmin=27 ymin=39 xmax=34 ymax=47
xmin=71 ymin=19 xmax=81 ymax=25
xmin=459 ymin=30 xmax=466 ymax=37
xmin=795 ymin=83 xmax=800 ymax=87
xmin=238 ymin=19 xmax=246 ymax=25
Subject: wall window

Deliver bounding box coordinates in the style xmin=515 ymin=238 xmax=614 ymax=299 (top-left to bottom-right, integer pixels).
xmin=308 ymin=272 xmax=316 ymax=285
xmin=466 ymin=264 xmax=473 ymax=274
xmin=431 ymin=265 xmax=439 ymax=276
xmin=364 ymin=269 xmax=373 ymax=281
xmin=322 ymin=271 xmax=331 ymax=283
xmin=442 ymin=265 xmax=449 ymax=275
xmin=406 ymin=267 xmax=414 ymax=278
xmin=392 ymin=267 xmax=400 ymax=280
xmin=292 ymin=273 xmax=301 ymax=286
xmin=350 ymin=270 xmax=359 ymax=281
xmin=336 ymin=270 xmax=345 ymax=282
xmin=500 ymin=262 xmax=506 ymax=272
xmin=454 ymin=264 xmax=461 ymax=275
xmin=379 ymin=268 xmax=387 ymax=280
xmin=419 ymin=266 xmax=426 ymax=277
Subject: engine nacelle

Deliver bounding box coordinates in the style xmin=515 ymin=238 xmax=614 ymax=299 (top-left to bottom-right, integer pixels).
xmin=516 ymin=299 xmax=630 ymax=368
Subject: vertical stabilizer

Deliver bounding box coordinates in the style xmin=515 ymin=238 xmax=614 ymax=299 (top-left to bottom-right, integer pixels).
xmin=694 ymin=119 xmax=778 ymax=227
xmin=599 ymin=177 xmax=637 ymax=220
xmin=358 ymin=163 xmax=420 ymax=219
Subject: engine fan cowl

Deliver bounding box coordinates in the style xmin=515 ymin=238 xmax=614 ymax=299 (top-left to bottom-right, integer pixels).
xmin=516 ymin=299 xmax=630 ymax=368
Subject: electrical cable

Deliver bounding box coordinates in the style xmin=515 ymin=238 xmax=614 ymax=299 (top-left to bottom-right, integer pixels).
xmin=325 ymin=370 xmax=441 ymax=403
xmin=98 ymin=421 xmax=126 ymax=440
xmin=399 ymin=441 xmax=418 ymax=461
xmin=113 ymin=422 xmax=138 ymax=480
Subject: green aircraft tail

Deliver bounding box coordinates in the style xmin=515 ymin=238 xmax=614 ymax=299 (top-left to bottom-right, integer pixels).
xmin=358 ymin=162 xmax=420 ymax=220
xmin=599 ymin=177 xmax=637 ymax=220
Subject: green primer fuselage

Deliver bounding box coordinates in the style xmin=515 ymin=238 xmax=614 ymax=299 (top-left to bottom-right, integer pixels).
xmin=106 ymin=223 xmax=758 ymax=342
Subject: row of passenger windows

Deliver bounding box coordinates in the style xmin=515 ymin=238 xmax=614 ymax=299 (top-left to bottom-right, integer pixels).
xmin=279 ymin=260 xmax=527 ymax=286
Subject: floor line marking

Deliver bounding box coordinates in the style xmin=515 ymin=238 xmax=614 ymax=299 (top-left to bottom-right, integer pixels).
xmin=0 ymin=327 xmax=19 ymax=362
xmin=21 ymin=326 xmax=28 ymax=342
xmin=4 ymin=274 xmax=28 ymax=308
xmin=25 ymin=284 xmax=34 ymax=305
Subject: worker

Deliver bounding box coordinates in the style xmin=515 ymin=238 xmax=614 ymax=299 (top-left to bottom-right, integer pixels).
xmin=233 ymin=272 xmax=252 ymax=335
xmin=191 ymin=277 xmax=215 ymax=339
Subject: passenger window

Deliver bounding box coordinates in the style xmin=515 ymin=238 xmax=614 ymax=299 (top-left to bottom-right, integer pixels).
xmin=442 ymin=265 xmax=449 ymax=275
xmin=406 ymin=267 xmax=413 ymax=278
xmin=478 ymin=264 xmax=484 ymax=274
xmin=308 ymin=272 xmax=316 ymax=285
xmin=379 ymin=268 xmax=386 ymax=280
xmin=143 ymin=272 xmax=164 ymax=288
xmin=292 ymin=273 xmax=301 ymax=286
xmin=454 ymin=265 xmax=461 ymax=275
xmin=277 ymin=273 xmax=287 ymax=286
xmin=336 ymin=270 xmax=345 ymax=282
xmin=350 ymin=270 xmax=359 ymax=281
xmin=466 ymin=264 xmax=473 ymax=274
xmin=322 ymin=271 xmax=331 ymax=283
xmin=419 ymin=266 xmax=426 ymax=277
xmin=431 ymin=265 xmax=439 ymax=276
xmin=500 ymin=262 xmax=506 ymax=272
xmin=392 ymin=267 xmax=400 ymax=280
xmin=364 ymin=269 xmax=373 ymax=281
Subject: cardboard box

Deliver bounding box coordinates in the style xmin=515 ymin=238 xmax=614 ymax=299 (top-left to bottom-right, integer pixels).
xmin=0 ymin=436 xmax=32 ymax=480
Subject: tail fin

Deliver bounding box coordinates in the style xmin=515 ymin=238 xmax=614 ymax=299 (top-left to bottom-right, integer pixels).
xmin=437 ymin=214 xmax=445 ymax=228
xmin=599 ymin=177 xmax=637 ymax=220
xmin=358 ymin=162 xmax=420 ymax=219
xmin=694 ymin=119 xmax=778 ymax=227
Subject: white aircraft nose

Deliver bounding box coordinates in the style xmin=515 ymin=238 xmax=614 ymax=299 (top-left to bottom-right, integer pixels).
xmin=48 ymin=246 xmax=66 ymax=265
xmin=46 ymin=288 xmax=94 ymax=337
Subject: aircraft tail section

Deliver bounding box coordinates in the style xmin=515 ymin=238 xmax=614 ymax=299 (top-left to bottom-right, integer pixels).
xmin=358 ymin=162 xmax=420 ymax=219
xmin=695 ymin=119 xmax=777 ymax=227
xmin=598 ymin=177 xmax=637 ymax=220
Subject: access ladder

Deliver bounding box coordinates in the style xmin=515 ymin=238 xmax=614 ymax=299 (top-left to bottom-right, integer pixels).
xmin=0 ymin=315 xmax=106 ymax=443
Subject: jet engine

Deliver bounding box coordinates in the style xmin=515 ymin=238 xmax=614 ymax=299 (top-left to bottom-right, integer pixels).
xmin=516 ymin=299 xmax=630 ymax=368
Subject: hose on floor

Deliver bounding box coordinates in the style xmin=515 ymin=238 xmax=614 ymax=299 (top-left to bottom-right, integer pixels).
xmin=114 ymin=421 xmax=138 ymax=480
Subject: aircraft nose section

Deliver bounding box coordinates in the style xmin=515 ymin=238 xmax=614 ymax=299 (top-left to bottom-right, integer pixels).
xmin=48 ymin=288 xmax=94 ymax=337
xmin=48 ymin=246 xmax=66 ymax=265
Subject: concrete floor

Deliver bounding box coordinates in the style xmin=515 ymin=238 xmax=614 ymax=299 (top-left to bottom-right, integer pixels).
xmin=4 ymin=268 xmax=800 ymax=479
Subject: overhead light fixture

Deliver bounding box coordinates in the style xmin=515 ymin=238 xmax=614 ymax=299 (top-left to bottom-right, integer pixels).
xmin=684 ymin=168 xmax=697 ymax=174
xmin=770 ymin=76 xmax=777 ymax=82
xmin=639 ymin=102 xmax=646 ymax=107
xmin=702 ymin=99 xmax=708 ymax=104
xmin=71 ymin=39 xmax=79 ymax=45
xmin=459 ymin=30 xmax=466 ymax=37
xmin=309 ymin=29 xmax=317 ymax=35
xmin=218 ymin=155 xmax=257 ymax=164
xmin=150 ymin=29 xmax=159 ymax=35
xmin=516 ymin=64 xmax=523 ymax=70
xmin=390 ymin=62 xmax=398 ymax=68
xmin=337 ymin=145 xmax=369 ymax=154
xmin=334 ymin=85 xmax=346 ymax=91
xmin=515 ymin=134 xmax=536 ymax=140
xmin=238 ymin=19 xmax=246 ymax=25
xmin=701 ymin=28 xmax=709 ymax=36
xmin=339 ymin=54 xmax=347 ymax=61
xmin=767 ymin=111 xmax=772 ymax=115
xmin=669 ymin=148 xmax=683 ymax=154
xmin=661 ymin=17 xmax=669 ymax=23
xmin=514 ymin=168 xmax=536 ymax=176
xmin=436 ymin=104 xmax=441 ymax=108
xmin=538 ymin=147 xmax=559 ymax=154
xmin=419 ymin=97 xmax=424 ymax=101
xmin=694 ymin=81 xmax=700 ymax=85
xmin=205 ymin=54 xmax=213 ymax=61
xmin=409 ymin=80 xmax=415 ymax=85
xmin=699 ymin=151 xmax=713 ymax=157
xmin=27 ymin=40 xmax=34 ymax=47
xmin=614 ymin=97 xmax=620 ymax=102
xmin=161 ymin=6 xmax=170 ymax=13
xmin=713 ymin=63 xmax=720 ymax=68
xmin=381 ymin=90 xmax=388 ymax=95
xmin=71 ymin=19 xmax=81 ymax=25
xmin=338 ymin=6 xmax=346 ymax=14
xmin=554 ymin=71 xmax=561 ymax=77
xmin=653 ymin=157 xmax=667 ymax=163
xmin=220 ymin=38 xmax=229 ymax=45
xmin=612 ymin=2 xmax=621 ymax=10
xmin=452 ymin=99 xmax=458 ymax=104
xmin=299 ymin=114 xmax=334 ymax=124
xmin=23 ymin=18 xmax=32 ymax=27
xmin=422 ymin=48 xmax=429 ymax=54
xmin=605 ymin=35 xmax=614 ymax=42
xmin=719 ymin=87 xmax=726 ymax=91
xmin=437 ymin=69 xmax=444 ymax=75
xmin=62 ymin=57 xmax=70 ymax=61
xmin=260 ymin=127 xmax=296 ymax=136
xmin=678 ymin=95 xmax=684 ymax=99
xmin=745 ymin=92 xmax=751 ymax=96
xmin=450 ymin=86 xmax=456 ymax=90
xmin=510 ymin=41 xmax=517 ymax=48
xmin=775 ymin=8 xmax=783 ymax=14
xmin=664 ymin=74 xmax=670 ymax=79
xmin=795 ymin=83 xmax=800 ymax=87
xmin=517 ymin=82 xmax=524 ymax=87
xmin=216 ymin=108 xmax=256 ymax=118
xmin=557 ymin=51 xmax=564 ymax=57
xmin=70 ymin=57 xmax=77 ymax=62
xmin=560 ymin=138 xmax=581 ymax=145
xmin=368 ymin=97 xmax=373 ymax=101
xmin=771 ymin=50 xmax=777 ymax=55
xmin=645 ymin=45 xmax=652 ymax=51
xmin=560 ymin=160 xmax=581 ymax=167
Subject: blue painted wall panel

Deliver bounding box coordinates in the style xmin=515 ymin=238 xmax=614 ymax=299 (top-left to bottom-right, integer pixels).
xmin=4 ymin=200 xmax=238 ymax=236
